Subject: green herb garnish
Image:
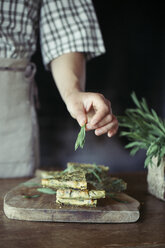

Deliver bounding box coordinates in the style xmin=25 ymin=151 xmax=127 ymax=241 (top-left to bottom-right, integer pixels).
xmin=61 ymin=167 xmax=70 ymax=174
xmin=92 ymin=163 xmax=102 ymax=173
xmin=23 ymin=194 xmax=40 ymax=199
xmin=37 ymin=188 xmax=56 ymax=194
xmin=75 ymin=124 xmax=86 ymax=150
xmin=21 ymin=182 xmax=41 ymax=187
xmin=111 ymin=179 xmax=123 ymax=185
xmin=118 ymin=92 xmax=165 ymax=167
xmin=87 ymin=163 xmax=108 ymax=183
xmin=88 ymin=168 xmax=102 ymax=183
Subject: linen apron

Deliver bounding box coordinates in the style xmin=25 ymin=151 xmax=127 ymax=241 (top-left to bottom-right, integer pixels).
xmin=0 ymin=58 xmax=39 ymax=178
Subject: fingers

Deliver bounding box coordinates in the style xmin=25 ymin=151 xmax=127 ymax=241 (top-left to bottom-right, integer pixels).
xmin=84 ymin=93 xmax=118 ymax=137
xmin=65 ymin=91 xmax=118 ymax=138
xmin=107 ymin=127 xmax=118 ymax=137
xmin=94 ymin=115 xmax=118 ymax=137
xmin=87 ymin=94 xmax=112 ymax=126
xmin=86 ymin=113 xmax=112 ymax=130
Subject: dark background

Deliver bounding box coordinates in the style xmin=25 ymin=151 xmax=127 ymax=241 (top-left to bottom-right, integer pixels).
xmin=32 ymin=0 xmax=165 ymax=172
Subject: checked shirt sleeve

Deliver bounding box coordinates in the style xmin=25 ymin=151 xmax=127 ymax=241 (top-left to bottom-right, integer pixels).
xmin=40 ymin=0 xmax=105 ymax=69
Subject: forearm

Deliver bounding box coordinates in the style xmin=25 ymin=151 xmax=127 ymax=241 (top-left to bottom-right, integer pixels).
xmin=50 ymin=52 xmax=118 ymax=137
xmin=50 ymin=52 xmax=86 ymax=104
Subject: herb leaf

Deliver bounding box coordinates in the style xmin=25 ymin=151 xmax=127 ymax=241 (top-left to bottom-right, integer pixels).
xmin=21 ymin=182 xmax=41 ymax=187
xmin=88 ymin=168 xmax=102 ymax=183
xmin=75 ymin=124 xmax=86 ymax=150
xmin=37 ymin=188 xmax=56 ymax=194
xmin=23 ymin=194 xmax=40 ymax=199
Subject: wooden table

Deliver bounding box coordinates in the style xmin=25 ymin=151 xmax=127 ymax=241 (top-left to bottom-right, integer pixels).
xmin=0 ymin=172 xmax=165 ymax=248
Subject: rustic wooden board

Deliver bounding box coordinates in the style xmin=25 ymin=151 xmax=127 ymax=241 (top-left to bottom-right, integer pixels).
xmin=3 ymin=177 xmax=140 ymax=223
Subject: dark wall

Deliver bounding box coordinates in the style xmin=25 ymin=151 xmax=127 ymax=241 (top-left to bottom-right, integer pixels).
xmin=90 ymin=0 xmax=165 ymax=115
xmin=32 ymin=1 xmax=165 ymax=172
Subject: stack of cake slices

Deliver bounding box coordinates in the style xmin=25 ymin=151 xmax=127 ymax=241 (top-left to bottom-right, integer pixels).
xmin=40 ymin=162 xmax=127 ymax=207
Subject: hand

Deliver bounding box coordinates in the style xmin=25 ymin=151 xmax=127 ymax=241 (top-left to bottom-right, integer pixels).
xmin=65 ymin=91 xmax=118 ymax=137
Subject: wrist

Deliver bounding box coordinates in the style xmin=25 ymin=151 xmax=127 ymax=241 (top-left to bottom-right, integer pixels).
xmin=63 ymin=87 xmax=84 ymax=104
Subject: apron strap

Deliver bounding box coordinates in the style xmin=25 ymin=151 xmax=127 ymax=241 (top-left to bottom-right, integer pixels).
xmin=0 ymin=67 xmax=26 ymax=71
xmin=25 ymin=63 xmax=40 ymax=110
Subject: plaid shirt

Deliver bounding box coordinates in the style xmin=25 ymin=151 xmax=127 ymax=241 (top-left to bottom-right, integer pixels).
xmin=0 ymin=0 xmax=105 ymax=69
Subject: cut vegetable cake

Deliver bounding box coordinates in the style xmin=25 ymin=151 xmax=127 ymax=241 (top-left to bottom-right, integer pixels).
xmin=41 ymin=170 xmax=87 ymax=190
xmin=56 ymin=198 xmax=97 ymax=207
xmin=67 ymin=162 xmax=109 ymax=182
xmin=67 ymin=162 xmax=109 ymax=173
xmin=39 ymin=162 xmax=127 ymax=208
xmin=87 ymin=176 xmax=127 ymax=193
xmin=56 ymin=188 xmax=105 ymax=200
xmin=39 ymin=170 xmax=62 ymax=179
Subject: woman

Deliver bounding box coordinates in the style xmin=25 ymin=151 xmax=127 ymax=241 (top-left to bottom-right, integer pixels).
xmin=0 ymin=0 xmax=118 ymax=177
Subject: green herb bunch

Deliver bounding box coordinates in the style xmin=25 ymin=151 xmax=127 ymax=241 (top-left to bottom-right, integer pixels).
xmin=118 ymin=92 xmax=165 ymax=167
xmin=75 ymin=124 xmax=86 ymax=150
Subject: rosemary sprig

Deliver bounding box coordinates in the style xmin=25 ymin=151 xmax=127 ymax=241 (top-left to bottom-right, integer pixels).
xmin=75 ymin=124 xmax=86 ymax=150
xmin=118 ymin=92 xmax=165 ymax=167
xmin=37 ymin=188 xmax=56 ymax=194
xmin=23 ymin=194 xmax=40 ymax=199
xmin=88 ymin=168 xmax=102 ymax=183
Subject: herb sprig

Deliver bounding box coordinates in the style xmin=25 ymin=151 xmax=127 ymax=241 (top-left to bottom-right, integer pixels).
xmin=118 ymin=92 xmax=165 ymax=167
xmin=75 ymin=124 xmax=86 ymax=150
xmin=23 ymin=194 xmax=40 ymax=199
xmin=89 ymin=163 xmax=102 ymax=183
xmin=37 ymin=188 xmax=56 ymax=194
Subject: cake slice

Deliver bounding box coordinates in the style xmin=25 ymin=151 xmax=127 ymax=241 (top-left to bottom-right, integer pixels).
xmin=56 ymin=198 xmax=97 ymax=207
xmin=67 ymin=162 xmax=109 ymax=183
xmin=88 ymin=176 xmax=127 ymax=193
xmin=41 ymin=170 xmax=87 ymax=190
xmin=67 ymin=162 xmax=109 ymax=173
xmin=56 ymin=188 xmax=105 ymax=200
xmin=39 ymin=170 xmax=62 ymax=179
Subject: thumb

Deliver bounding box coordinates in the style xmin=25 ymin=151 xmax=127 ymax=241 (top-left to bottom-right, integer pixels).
xmin=67 ymin=104 xmax=87 ymax=126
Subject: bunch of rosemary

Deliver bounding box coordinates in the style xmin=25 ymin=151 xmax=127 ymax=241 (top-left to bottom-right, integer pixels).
xmin=118 ymin=92 xmax=165 ymax=167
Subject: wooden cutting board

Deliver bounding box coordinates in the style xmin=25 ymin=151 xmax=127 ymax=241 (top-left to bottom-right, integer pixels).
xmin=4 ymin=177 xmax=140 ymax=223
